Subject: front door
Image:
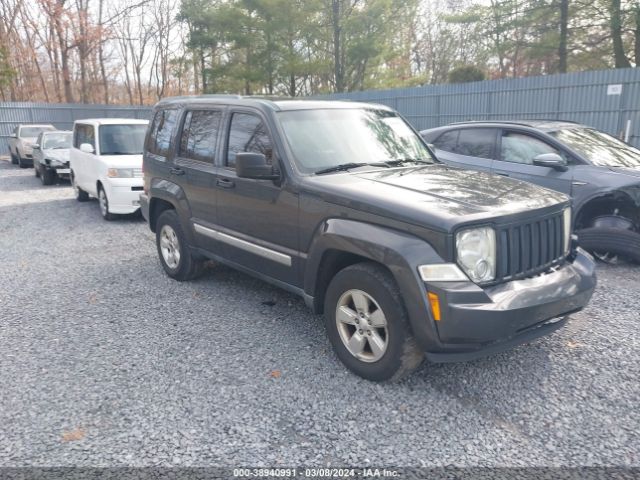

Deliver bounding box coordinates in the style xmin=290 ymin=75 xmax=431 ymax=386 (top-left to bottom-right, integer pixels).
xmin=213 ymin=109 xmax=299 ymax=286
xmin=492 ymin=130 xmax=574 ymax=195
xmin=73 ymin=123 xmax=97 ymax=194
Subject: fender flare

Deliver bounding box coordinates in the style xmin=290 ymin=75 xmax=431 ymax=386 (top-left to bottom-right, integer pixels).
xmin=304 ymin=218 xmax=448 ymax=351
xmin=574 ymin=186 xmax=640 ymax=227
xmin=148 ymin=178 xmax=196 ymax=244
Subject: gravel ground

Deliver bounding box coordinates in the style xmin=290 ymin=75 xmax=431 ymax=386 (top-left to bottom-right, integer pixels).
xmin=0 ymin=157 xmax=639 ymax=469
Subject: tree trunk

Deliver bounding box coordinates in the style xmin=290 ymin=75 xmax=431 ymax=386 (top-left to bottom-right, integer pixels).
xmin=634 ymin=4 xmax=640 ymax=66
xmin=332 ymin=0 xmax=344 ymax=92
xmin=610 ymin=0 xmax=631 ymax=68
xmin=558 ymin=0 xmax=568 ymax=73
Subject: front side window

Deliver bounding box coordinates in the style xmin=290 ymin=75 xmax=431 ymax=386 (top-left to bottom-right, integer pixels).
xmin=74 ymin=124 xmax=95 ymax=149
xmin=43 ymin=133 xmax=72 ymax=150
xmin=277 ymin=108 xmax=433 ymax=174
xmin=500 ymin=132 xmax=560 ymax=165
xmin=179 ymin=110 xmax=222 ymax=162
xmin=433 ymin=130 xmax=459 ymax=153
xmin=148 ymin=109 xmax=178 ymax=157
xmin=226 ymin=113 xmax=272 ymax=167
xmin=550 ymin=127 xmax=640 ymax=168
xmin=99 ymin=124 xmax=147 ymax=155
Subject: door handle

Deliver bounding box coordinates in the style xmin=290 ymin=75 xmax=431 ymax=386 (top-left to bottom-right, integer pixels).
xmin=170 ymin=167 xmax=185 ymax=176
xmin=216 ymin=178 xmax=235 ymax=189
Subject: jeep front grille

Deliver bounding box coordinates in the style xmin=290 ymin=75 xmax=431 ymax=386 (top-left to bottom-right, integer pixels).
xmin=495 ymin=211 xmax=566 ymax=282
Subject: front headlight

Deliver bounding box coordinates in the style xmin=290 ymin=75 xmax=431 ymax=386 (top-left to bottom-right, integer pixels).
xmin=456 ymin=226 xmax=496 ymax=283
xmin=563 ymin=207 xmax=572 ymax=255
xmin=107 ymin=168 xmax=134 ymax=178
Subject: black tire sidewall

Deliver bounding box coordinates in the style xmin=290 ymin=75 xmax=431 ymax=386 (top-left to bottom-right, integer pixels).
xmin=324 ymin=264 xmax=413 ymax=382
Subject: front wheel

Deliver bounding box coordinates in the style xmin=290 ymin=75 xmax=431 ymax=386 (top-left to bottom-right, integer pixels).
xmin=34 ymin=163 xmax=40 ymax=177
xmin=41 ymin=167 xmax=55 ymax=186
xmin=98 ymin=185 xmax=115 ymax=221
xmin=10 ymin=152 xmax=18 ymax=164
xmin=577 ymin=227 xmax=640 ymax=264
xmin=324 ymin=262 xmax=424 ymax=382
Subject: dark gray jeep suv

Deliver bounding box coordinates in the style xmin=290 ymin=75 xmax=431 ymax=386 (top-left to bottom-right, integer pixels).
xmin=421 ymin=121 xmax=640 ymax=264
xmin=140 ymin=97 xmax=596 ymax=381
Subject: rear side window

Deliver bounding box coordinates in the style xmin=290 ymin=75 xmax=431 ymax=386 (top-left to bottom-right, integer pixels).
xmin=179 ymin=110 xmax=222 ymax=163
xmin=456 ymin=129 xmax=495 ymax=158
xmin=147 ymin=109 xmax=179 ymax=157
xmin=433 ymin=130 xmax=459 ymax=153
xmin=226 ymin=113 xmax=272 ymax=168
xmin=74 ymin=124 xmax=95 ymax=149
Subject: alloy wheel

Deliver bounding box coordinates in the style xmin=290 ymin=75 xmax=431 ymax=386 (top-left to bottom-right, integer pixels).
xmin=335 ymin=289 xmax=388 ymax=363
xmin=159 ymin=224 xmax=181 ymax=269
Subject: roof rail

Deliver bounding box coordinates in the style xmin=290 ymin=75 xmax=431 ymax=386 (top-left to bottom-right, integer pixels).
xmin=449 ymin=119 xmax=580 ymax=126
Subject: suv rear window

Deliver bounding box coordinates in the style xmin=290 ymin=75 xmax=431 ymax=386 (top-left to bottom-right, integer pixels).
xmin=226 ymin=113 xmax=272 ymax=168
xmin=179 ymin=110 xmax=222 ymax=163
xmin=148 ymin=109 xmax=179 ymax=157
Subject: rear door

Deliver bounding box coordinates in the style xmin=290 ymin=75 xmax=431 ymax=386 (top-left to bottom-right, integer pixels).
xmin=431 ymin=128 xmax=497 ymax=173
xmin=173 ymin=108 xmax=224 ymax=252
xmin=492 ymin=129 xmax=574 ymax=195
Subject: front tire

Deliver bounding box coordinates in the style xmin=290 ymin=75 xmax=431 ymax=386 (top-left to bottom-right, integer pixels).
xmin=577 ymin=227 xmax=640 ymax=264
xmin=41 ymin=167 xmax=54 ymax=186
xmin=155 ymin=209 xmax=204 ymax=281
xmin=10 ymin=152 xmax=18 ymax=164
xmin=324 ymin=262 xmax=423 ymax=382
xmin=98 ymin=185 xmax=115 ymax=221
xmin=17 ymin=153 xmax=27 ymax=168
xmin=34 ymin=163 xmax=40 ymax=177
xmin=71 ymin=172 xmax=89 ymax=202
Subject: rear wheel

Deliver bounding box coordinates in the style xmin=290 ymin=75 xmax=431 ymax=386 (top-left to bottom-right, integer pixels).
xmin=577 ymin=227 xmax=640 ymax=264
xmin=17 ymin=153 xmax=27 ymax=168
xmin=71 ymin=171 xmax=89 ymax=202
xmin=324 ymin=262 xmax=423 ymax=382
xmin=155 ymin=209 xmax=204 ymax=281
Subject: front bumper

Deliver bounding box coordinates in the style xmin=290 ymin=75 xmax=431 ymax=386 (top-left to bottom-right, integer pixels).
xmin=424 ymin=248 xmax=597 ymax=362
xmin=102 ymin=178 xmax=144 ymax=214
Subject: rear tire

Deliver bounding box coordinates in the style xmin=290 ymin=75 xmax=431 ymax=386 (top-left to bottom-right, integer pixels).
xmin=71 ymin=172 xmax=89 ymax=202
xmin=577 ymin=227 xmax=640 ymax=264
xmin=324 ymin=262 xmax=424 ymax=382
xmin=17 ymin=153 xmax=27 ymax=168
xmin=155 ymin=209 xmax=204 ymax=281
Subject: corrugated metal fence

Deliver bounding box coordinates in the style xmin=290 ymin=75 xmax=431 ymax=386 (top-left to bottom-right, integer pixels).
xmin=3 ymin=68 xmax=640 ymax=152
xmin=0 ymin=102 xmax=152 ymax=154
xmin=320 ymin=68 xmax=640 ymax=148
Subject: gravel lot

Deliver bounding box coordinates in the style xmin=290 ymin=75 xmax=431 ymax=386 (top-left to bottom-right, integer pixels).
xmin=1 ymin=156 xmax=639 ymax=469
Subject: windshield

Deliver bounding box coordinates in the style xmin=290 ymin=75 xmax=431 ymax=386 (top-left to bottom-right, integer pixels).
xmin=550 ymin=128 xmax=640 ymax=168
xmin=99 ymin=124 xmax=147 ymax=155
xmin=43 ymin=132 xmax=72 ymax=149
xmin=22 ymin=126 xmax=54 ymax=138
xmin=277 ymin=108 xmax=434 ymax=174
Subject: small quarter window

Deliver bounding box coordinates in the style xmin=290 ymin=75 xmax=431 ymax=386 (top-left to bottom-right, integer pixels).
xmin=148 ymin=109 xmax=179 ymax=157
xmin=433 ymin=130 xmax=459 ymax=153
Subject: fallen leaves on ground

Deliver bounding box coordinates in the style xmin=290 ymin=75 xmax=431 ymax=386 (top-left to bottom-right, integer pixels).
xmin=61 ymin=428 xmax=85 ymax=442
xmin=269 ymin=370 xmax=281 ymax=379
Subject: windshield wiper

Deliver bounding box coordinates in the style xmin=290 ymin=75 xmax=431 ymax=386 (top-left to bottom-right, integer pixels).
xmin=385 ymin=158 xmax=432 ymax=166
xmin=315 ymin=162 xmax=387 ymax=175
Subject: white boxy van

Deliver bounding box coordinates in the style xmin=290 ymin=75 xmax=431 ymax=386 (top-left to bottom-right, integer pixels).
xmin=70 ymin=118 xmax=149 ymax=220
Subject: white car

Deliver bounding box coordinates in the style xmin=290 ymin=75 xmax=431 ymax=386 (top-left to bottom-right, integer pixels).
xmin=8 ymin=124 xmax=56 ymax=168
xmin=33 ymin=130 xmax=73 ymax=185
xmin=70 ymin=118 xmax=149 ymax=220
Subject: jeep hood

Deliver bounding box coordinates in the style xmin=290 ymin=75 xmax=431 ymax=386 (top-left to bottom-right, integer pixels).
xmin=304 ymin=164 xmax=568 ymax=231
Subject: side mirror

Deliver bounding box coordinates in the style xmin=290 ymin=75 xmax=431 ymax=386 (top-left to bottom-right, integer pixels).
xmin=235 ymin=152 xmax=278 ymax=180
xmin=79 ymin=143 xmax=95 ymax=154
xmin=32 ymin=144 xmax=40 ymax=150
xmin=10 ymin=133 xmax=17 ymax=138
xmin=533 ymin=153 xmax=568 ymax=171
xmin=427 ymin=143 xmax=435 ymax=150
